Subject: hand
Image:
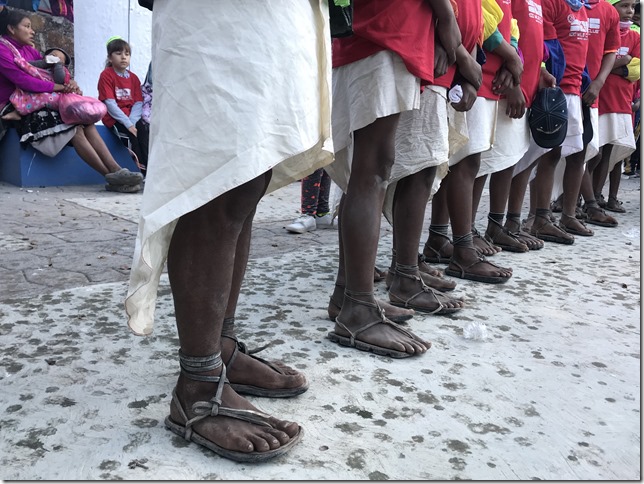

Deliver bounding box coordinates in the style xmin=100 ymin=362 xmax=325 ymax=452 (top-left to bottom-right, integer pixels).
xmin=436 ymin=15 xmax=462 ymax=65
xmin=504 ymin=84 xmax=526 ymax=119
xmin=621 ymin=54 xmax=633 ymax=64
xmin=457 ymin=50 xmax=482 ymax=90
xmin=128 ymin=125 xmax=138 ymax=136
xmin=451 ymin=81 xmax=477 ymax=112
xmin=582 ymin=79 xmax=602 ymax=106
xmin=492 ymin=66 xmax=514 ymax=94
xmin=63 ymin=80 xmax=81 ymax=94
xmin=434 ymin=42 xmax=449 ymax=78
xmin=633 ymin=99 xmax=640 ymax=112
xmin=505 ymin=55 xmax=523 ymax=86
xmin=538 ymin=67 xmax=556 ymax=89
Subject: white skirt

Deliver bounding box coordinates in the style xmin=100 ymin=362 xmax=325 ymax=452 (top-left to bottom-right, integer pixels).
xmin=125 ymin=0 xmax=333 ymax=336
xmin=325 ymin=50 xmax=421 ymax=192
xmin=477 ymin=99 xmax=530 ymax=177
xmin=383 ymin=86 xmax=456 ymax=223
xmin=599 ymin=112 xmax=636 ymax=171
xmin=448 ymin=96 xmax=497 ymax=166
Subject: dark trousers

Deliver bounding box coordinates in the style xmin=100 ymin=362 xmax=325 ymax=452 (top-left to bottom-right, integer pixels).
xmin=114 ymin=120 xmax=149 ymax=171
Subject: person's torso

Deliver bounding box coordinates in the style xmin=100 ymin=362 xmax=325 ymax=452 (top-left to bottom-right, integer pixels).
xmin=599 ymin=29 xmax=640 ymax=115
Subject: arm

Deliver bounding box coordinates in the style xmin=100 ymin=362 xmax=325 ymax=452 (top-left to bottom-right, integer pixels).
xmin=104 ymin=98 xmax=134 ymax=128
xmin=428 ymin=0 xmax=462 ymax=64
xmin=129 ymin=101 xmax=143 ymax=125
xmin=582 ymin=51 xmax=617 ymax=106
xmin=51 ymin=63 xmax=66 ymax=84
xmin=0 ymin=47 xmax=56 ymax=93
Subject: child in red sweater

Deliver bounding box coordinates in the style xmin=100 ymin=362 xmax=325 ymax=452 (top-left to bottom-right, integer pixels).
xmin=97 ymin=37 xmax=147 ymax=171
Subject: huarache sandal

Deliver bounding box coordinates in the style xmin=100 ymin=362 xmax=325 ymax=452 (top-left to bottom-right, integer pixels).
xmin=221 ymin=318 xmax=309 ymax=398
xmin=558 ymin=213 xmax=593 ymax=236
xmin=605 ymin=196 xmax=626 ymax=213
xmin=529 ymin=212 xmax=574 ymax=245
xmin=584 ymin=205 xmax=618 ymax=227
xmin=388 ymin=265 xmax=463 ymax=315
xmin=385 ymin=251 xmax=456 ymax=292
xmin=328 ymin=291 xmax=430 ymax=358
xmin=444 ymin=246 xmax=512 ymax=284
xmin=485 ymin=216 xmax=528 ymax=253
xmin=328 ymin=284 xmax=414 ymax=324
xmin=165 ymin=351 xmax=303 ymax=463
xmin=472 ymin=225 xmax=501 ymax=256
xmin=505 ymin=215 xmax=544 ymax=251
xmin=422 ymin=228 xmax=452 ymax=264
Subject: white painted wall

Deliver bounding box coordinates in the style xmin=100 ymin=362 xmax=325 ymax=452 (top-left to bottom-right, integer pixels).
xmin=74 ymin=0 xmax=152 ymax=100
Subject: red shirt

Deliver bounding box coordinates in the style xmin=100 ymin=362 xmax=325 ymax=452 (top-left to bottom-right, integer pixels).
xmin=513 ymin=0 xmax=546 ymax=107
xmin=97 ymin=67 xmax=143 ymax=128
xmin=478 ymin=0 xmax=514 ymax=100
xmin=586 ymin=1 xmax=620 ymax=107
xmin=542 ymin=0 xmax=589 ymax=96
xmin=599 ymin=28 xmax=640 ymax=115
xmin=332 ymin=0 xmax=435 ymax=84
xmin=434 ymin=0 xmax=483 ymax=89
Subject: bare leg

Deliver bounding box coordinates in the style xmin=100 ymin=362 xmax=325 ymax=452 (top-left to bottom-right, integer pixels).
xmin=446 ymin=154 xmax=511 ymax=282
xmin=605 ymin=160 xmax=626 ymax=212
xmin=333 ymin=115 xmax=430 ymax=355
xmin=329 ymin=193 xmax=416 ymax=323
xmin=70 ymin=127 xmax=112 ymax=175
xmin=219 ymin=172 xmax=307 ymax=394
xmin=388 ymin=167 xmax=463 ymax=313
xmin=504 ymin=161 xmax=544 ymax=250
xmin=167 ymin=174 xmax=299 ymax=455
xmin=592 ymin=146 xmax=611 ymax=198
xmin=528 ymin=148 xmax=574 ymax=243
xmin=422 ymin=180 xmax=453 ymax=262
xmin=82 ymin=124 xmax=124 ymax=173
xmin=471 ymin=173 xmax=501 ymax=256
xmin=559 ymin=148 xmax=594 ymax=234
xmin=485 ymin=166 xmax=528 ymax=252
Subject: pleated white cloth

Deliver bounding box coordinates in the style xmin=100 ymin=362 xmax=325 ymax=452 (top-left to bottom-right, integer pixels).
xmin=598 ymin=112 xmax=636 ymax=171
xmin=125 ymin=0 xmax=333 ymax=335
xmin=477 ymin=99 xmax=530 ymax=178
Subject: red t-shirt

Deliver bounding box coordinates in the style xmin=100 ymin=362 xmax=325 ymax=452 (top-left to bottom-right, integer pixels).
xmin=586 ymin=1 xmax=620 ymax=107
xmin=478 ymin=0 xmax=514 ymax=100
xmin=599 ymin=28 xmax=640 ymax=115
xmin=97 ymin=67 xmax=143 ymax=128
xmin=434 ymin=0 xmax=483 ymax=89
xmin=542 ymin=0 xmax=589 ymax=96
xmin=513 ymin=0 xmax=546 ymax=107
xmin=332 ymin=0 xmax=435 ymax=84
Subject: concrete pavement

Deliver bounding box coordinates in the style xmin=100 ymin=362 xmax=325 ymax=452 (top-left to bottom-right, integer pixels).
xmin=0 ymin=178 xmax=640 ymax=480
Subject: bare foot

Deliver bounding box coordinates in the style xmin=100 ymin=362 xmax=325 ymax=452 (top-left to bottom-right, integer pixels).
xmin=328 ymin=283 xmax=414 ymax=323
xmin=485 ymin=221 xmax=528 ymax=253
xmin=385 ymin=256 xmax=457 ymax=292
xmin=1 ymin=110 xmax=21 ymax=121
xmin=504 ymin=217 xmax=544 ymax=250
xmin=446 ymin=246 xmax=512 ymax=283
xmin=388 ymin=268 xmax=464 ymax=314
xmin=422 ymin=232 xmax=453 ymax=263
xmin=530 ymin=215 xmax=574 ymax=244
xmin=332 ymin=294 xmax=430 ymax=356
xmin=472 ymin=226 xmax=501 ymax=256
xmin=221 ymin=336 xmax=308 ymax=397
xmin=559 ymin=213 xmax=594 ymax=236
xmin=170 ymin=374 xmax=300 ymax=457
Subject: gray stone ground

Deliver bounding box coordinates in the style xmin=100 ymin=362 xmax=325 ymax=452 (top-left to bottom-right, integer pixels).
xmin=0 ymin=177 xmax=640 ymax=480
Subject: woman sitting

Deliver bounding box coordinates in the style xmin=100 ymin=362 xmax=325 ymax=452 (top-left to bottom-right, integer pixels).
xmin=0 ymin=7 xmax=143 ymax=193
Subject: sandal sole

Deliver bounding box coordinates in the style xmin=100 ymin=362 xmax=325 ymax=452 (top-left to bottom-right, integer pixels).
xmin=530 ymin=232 xmax=574 ymax=245
xmin=389 ymin=301 xmax=462 ymax=315
xmin=327 ymin=332 xmax=418 ymax=358
xmin=230 ymin=382 xmax=309 ymax=398
xmin=585 ymin=220 xmax=618 ymax=228
xmin=444 ymin=267 xmax=511 ymax=284
xmin=164 ymin=417 xmax=303 ymax=463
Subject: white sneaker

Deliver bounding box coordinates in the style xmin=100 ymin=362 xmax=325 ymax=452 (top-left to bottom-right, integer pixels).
xmin=286 ymin=215 xmax=317 ymax=233
xmin=315 ymin=213 xmax=334 ymax=229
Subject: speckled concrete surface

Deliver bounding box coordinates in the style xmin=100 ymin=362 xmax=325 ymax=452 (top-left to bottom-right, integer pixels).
xmin=0 ymin=178 xmax=640 ymax=480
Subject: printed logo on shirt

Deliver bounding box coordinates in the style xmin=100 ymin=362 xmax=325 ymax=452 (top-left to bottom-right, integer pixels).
xmin=617 ymin=46 xmax=630 ymax=57
xmin=527 ymin=0 xmax=543 ymax=23
xmin=568 ymin=15 xmax=589 ymax=39
xmin=588 ymin=18 xmax=601 ymax=34
xmin=115 ymin=87 xmax=132 ymax=101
